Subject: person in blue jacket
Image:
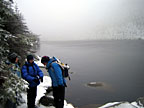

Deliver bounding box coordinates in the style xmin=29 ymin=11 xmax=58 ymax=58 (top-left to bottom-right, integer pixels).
xmin=41 ymin=56 xmax=66 ymax=108
xmin=21 ymin=55 xmax=43 ymax=108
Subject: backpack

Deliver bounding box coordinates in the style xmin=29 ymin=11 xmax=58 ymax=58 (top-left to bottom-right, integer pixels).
xmin=52 ymin=57 xmax=71 ymax=80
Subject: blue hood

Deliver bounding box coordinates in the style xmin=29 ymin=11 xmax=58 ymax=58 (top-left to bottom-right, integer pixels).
xmin=47 ymin=57 xmax=57 ymax=69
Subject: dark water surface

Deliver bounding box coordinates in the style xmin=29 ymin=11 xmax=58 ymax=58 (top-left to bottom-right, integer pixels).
xmin=37 ymin=40 xmax=144 ymax=107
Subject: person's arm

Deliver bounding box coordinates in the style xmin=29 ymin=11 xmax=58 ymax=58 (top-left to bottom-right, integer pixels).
xmin=52 ymin=63 xmax=64 ymax=86
xmin=35 ymin=63 xmax=44 ymax=82
xmin=21 ymin=65 xmax=35 ymax=82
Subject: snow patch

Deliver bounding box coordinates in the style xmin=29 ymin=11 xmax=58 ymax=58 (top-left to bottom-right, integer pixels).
xmin=34 ymin=55 xmax=45 ymax=68
xmin=99 ymin=101 xmax=144 ymax=108
xmin=36 ymin=76 xmax=52 ymax=104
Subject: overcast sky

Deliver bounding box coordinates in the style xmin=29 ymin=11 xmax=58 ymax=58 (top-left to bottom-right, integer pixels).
xmin=14 ymin=0 xmax=144 ymax=41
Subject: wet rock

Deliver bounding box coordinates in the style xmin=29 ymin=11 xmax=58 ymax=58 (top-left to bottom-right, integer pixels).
xmin=46 ymin=87 xmax=53 ymax=94
xmin=39 ymin=96 xmax=54 ymax=106
xmin=136 ymin=97 xmax=144 ymax=106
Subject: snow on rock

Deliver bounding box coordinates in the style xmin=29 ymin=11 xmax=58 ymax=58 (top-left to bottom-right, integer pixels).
xmin=64 ymin=102 xmax=74 ymax=108
xmin=34 ymin=55 xmax=45 ymax=68
xmin=36 ymin=76 xmax=52 ymax=104
xmin=99 ymin=100 xmax=144 ymax=108
xmin=99 ymin=102 xmax=137 ymax=108
xmin=99 ymin=102 xmax=121 ymax=108
xmin=17 ymin=93 xmax=27 ymax=108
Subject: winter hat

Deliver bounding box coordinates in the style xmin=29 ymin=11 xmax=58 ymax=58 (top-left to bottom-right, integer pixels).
xmin=41 ymin=56 xmax=50 ymax=63
xmin=27 ymin=55 xmax=34 ymax=61
xmin=8 ymin=53 xmax=18 ymax=63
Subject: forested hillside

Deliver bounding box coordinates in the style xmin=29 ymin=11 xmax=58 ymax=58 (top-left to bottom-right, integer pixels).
xmin=0 ymin=0 xmax=39 ymax=106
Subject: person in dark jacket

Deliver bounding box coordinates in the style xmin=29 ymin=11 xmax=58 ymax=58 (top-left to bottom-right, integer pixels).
xmin=21 ymin=55 xmax=43 ymax=108
xmin=8 ymin=52 xmax=21 ymax=78
xmin=41 ymin=56 xmax=66 ymax=108
xmin=6 ymin=53 xmax=21 ymax=108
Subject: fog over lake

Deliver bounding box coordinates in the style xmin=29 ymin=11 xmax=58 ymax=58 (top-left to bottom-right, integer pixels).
xmin=15 ymin=0 xmax=144 ymax=41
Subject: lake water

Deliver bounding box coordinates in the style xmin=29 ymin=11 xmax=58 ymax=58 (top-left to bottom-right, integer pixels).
xmin=37 ymin=40 xmax=144 ymax=108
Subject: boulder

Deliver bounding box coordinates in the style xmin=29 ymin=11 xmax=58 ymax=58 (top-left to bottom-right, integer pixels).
xmin=136 ymin=97 xmax=144 ymax=106
xmin=39 ymin=96 xmax=54 ymax=106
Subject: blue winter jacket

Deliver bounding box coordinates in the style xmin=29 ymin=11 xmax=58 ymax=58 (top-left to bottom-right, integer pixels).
xmin=21 ymin=62 xmax=43 ymax=87
xmin=46 ymin=57 xmax=66 ymax=87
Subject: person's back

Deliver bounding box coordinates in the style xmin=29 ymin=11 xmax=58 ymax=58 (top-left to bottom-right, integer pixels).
xmin=46 ymin=57 xmax=66 ymax=87
xmin=41 ymin=56 xmax=66 ymax=108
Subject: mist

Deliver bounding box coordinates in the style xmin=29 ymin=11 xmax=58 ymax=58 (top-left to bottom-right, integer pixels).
xmin=15 ymin=0 xmax=144 ymax=41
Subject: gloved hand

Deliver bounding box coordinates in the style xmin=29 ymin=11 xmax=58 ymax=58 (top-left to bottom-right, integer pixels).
xmin=58 ymin=85 xmax=64 ymax=88
xmin=40 ymin=77 xmax=43 ymax=82
xmin=33 ymin=77 xmax=39 ymax=83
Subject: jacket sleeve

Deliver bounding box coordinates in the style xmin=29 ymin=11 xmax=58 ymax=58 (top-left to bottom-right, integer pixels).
xmin=52 ymin=63 xmax=64 ymax=86
xmin=35 ymin=63 xmax=43 ymax=78
xmin=21 ymin=65 xmax=35 ymax=82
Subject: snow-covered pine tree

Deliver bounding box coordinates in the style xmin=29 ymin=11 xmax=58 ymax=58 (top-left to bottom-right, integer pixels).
xmin=0 ymin=0 xmax=39 ymax=107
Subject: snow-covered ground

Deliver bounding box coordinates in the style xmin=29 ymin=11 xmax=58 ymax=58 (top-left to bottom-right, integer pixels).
xmin=18 ymin=76 xmax=74 ymax=108
xmin=99 ymin=101 xmax=144 ymax=108
xmin=34 ymin=55 xmax=45 ymax=68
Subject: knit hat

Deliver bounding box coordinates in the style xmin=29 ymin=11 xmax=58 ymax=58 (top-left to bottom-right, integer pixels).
xmin=8 ymin=53 xmax=18 ymax=63
xmin=41 ymin=56 xmax=50 ymax=63
xmin=27 ymin=55 xmax=34 ymax=61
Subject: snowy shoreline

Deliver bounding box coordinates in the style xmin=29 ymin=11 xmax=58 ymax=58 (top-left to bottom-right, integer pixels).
xmin=18 ymin=75 xmax=144 ymax=108
xmin=17 ymin=56 xmax=74 ymax=108
xmin=18 ymin=76 xmax=74 ymax=108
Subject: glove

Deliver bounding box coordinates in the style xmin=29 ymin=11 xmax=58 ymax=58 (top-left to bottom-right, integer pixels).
xmin=58 ymin=85 xmax=64 ymax=88
xmin=33 ymin=77 xmax=39 ymax=84
xmin=40 ymin=77 xmax=43 ymax=82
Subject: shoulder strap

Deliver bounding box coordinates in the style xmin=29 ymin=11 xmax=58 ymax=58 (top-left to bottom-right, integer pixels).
xmin=24 ymin=64 xmax=29 ymax=73
xmin=50 ymin=62 xmax=67 ymax=87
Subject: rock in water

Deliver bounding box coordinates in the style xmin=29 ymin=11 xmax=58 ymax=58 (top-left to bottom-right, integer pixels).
xmin=136 ymin=97 xmax=144 ymax=106
xmin=87 ymin=82 xmax=104 ymax=87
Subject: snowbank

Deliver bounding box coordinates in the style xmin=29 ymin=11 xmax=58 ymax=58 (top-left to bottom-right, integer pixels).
xmin=18 ymin=76 xmax=74 ymax=108
xmin=36 ymin=76 xmax=52 ymax=104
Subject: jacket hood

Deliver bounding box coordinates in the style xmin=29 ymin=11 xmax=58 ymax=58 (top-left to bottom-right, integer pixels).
xmin=25 ymin=61 xmax=35 ymax=66
xmin=46 ymin=57 xmax=57 ymax=68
